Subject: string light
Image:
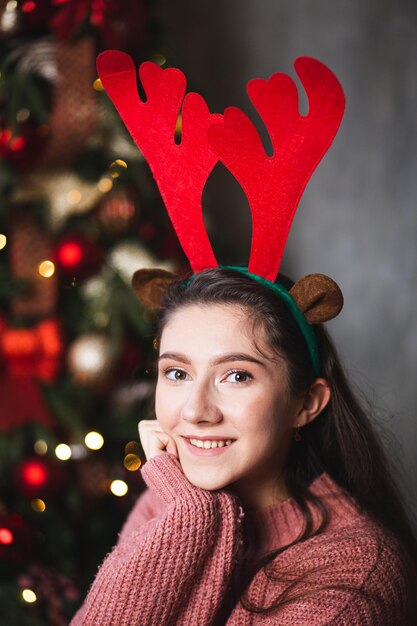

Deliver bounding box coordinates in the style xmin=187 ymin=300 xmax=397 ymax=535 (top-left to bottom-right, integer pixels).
xmin=84 ymin=431 xmax=104 ymax=450
xmin=97 ymin=177 xmax=113 ymax=193
xmin=0 ymin=528 xmax=13 ymax=544
xmin=150 ymin=53 xmax=167 ymax=66
xmin=109 ymin=159 xmax=128 ymax=179
xmin=16 ymin=108 xmax=30 ymax=123
xmin=31 ymin=499 xmax=46 ymax=513
xmin=123 ymin=454 xmax=141 ymax=472
xmin=110 ymin=480 xmax=128 ymax=496
xmin=22 ymin=589 xmax=37 ymax=603
xmin=67 ymin=189 xmax=82 ymax=205
xmin=175 ymin=114 xmax=183 ymax=135
xmin=38 ymin=260 xmax=55 ymax=278
xmin=70 ymin=444 xmax=87 ymax=460
xmin=124 ymin=441 xmax=140 ymax=454
xmin=0 ymin=234 xmax=7 ymax=250
xmin=34 ymin=440 xmax=48 ymax=455
xmin=93 ymin=78 xmax=104 ymax=91
xmin=55 ymin=443 xmax=72 ymax=461
xmin=110 ymin=159 xmax=128 ymax=169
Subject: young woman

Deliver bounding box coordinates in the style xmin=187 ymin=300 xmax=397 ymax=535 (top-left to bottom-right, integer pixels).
xmin=70 ymin=51 xmax=416 ymax=624
xmin=70 ymin=268 xmax=417 ymax=625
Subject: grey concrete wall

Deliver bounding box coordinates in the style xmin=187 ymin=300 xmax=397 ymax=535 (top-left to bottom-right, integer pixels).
xmin=159 ymin=0 xmax=417 ymax=510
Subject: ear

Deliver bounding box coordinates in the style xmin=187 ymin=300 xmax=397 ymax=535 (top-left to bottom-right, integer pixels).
xmin=293 ymin=378 xmax=331 ymax=428
xmin=289 ymin=273 xmax=343 ymax=323
xmin=131 ymin=268 xmax=180 ymax=309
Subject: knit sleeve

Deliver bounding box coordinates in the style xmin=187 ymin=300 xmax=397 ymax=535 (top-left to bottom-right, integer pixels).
xmin=116 ymin=485 xmax=166 ymax=544
xmin=70 ymin=453 xmax=242 ymax=626
xmin=239 ymin=524 xmax=409 ymax=626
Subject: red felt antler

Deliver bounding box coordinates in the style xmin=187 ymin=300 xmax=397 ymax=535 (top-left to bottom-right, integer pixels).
xmin=208 ymin=57 xmax=345 ymax=282
xmin=97 ymin=51 xmax=220 ymax=272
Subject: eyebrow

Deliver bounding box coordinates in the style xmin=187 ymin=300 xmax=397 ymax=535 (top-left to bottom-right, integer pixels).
xmin=158 ymin=352 xmax=266 ymax=367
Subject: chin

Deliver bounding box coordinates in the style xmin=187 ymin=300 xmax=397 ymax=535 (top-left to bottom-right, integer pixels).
xmin=181 ymin=463 xmax=231 ymax=492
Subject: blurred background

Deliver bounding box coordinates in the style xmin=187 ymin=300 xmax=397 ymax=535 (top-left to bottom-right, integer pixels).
xmin=0 ymin=1 xmax=416 ymax=624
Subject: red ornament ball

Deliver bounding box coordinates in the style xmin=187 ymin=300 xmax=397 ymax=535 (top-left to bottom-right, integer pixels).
xmin=0 ymin=124 xmax=47 ymax=169
xmin=0 ymin=528 xmax=14 ymax=545
xmin=0 ymin=514 xmax=34 ymax=566
xmin=16 ymin=457 xmax=65 ymax=498
xmin=56 ymin=236 xmax=103 ymax=278
xmin=57 ymin=240 xmax=83 ymax=268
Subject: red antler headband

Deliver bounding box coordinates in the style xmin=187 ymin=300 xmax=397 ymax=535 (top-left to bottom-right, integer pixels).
xmin=97 ymin=51 xmax=345 ymax=376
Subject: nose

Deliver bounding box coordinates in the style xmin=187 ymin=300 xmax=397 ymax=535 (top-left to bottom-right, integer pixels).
xmin=180 ymin=380 xmax=222 ymax=424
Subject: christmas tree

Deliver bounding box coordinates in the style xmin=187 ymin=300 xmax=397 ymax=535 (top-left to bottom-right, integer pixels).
xmin=0 ymin=2 xmax=183 ymax=624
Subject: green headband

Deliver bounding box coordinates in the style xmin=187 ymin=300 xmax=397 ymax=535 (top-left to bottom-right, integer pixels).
xmin=184 ymin=266 xmax=321 ymax=377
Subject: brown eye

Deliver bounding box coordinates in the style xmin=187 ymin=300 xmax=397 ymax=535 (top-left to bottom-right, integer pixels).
xmin=165 ymin=368 xmax=188 ymax=381
xmin=225 ymin=370 xmax=252 ymax=383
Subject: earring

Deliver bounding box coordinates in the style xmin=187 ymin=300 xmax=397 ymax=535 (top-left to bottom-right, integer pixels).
xmin=294 ymin=424 xmax=302 ymax=442
xmin=153 ymin=337 xmax=158 ymax=351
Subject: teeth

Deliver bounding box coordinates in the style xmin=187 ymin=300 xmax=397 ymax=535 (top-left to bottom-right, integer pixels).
xmin=188 ymin=438 xmax=233 ymax=449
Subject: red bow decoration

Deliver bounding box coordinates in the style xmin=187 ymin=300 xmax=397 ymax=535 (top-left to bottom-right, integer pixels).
xmin=0 ymin=318 xmax=63 ymax=383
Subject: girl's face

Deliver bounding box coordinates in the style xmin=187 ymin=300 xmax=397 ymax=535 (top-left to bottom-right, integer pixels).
xmin=155 ymin=303 xmax=307 ymax=507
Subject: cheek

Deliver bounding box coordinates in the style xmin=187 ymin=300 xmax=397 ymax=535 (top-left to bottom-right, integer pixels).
xmin=155 ymin=382 xmax=177 ymax=432
xmin=238 ymin=395 xmax=291 ymax=440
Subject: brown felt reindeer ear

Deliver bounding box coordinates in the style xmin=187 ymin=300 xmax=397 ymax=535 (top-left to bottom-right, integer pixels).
xmin=289 ymin=274 xmax=343 ymax=323
xmin=131 ymin=269 xmax=181 ymax=309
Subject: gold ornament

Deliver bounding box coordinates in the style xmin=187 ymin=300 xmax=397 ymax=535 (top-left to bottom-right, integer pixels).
xmin=108 ymin=241 xmax=173 ymax=285
xmin=67 ymin=333 xmax=114 ymax=385
xmin=12 ymin=170 xmax=103 ymax=229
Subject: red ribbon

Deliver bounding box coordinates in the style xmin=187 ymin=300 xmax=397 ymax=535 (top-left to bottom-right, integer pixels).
xmin=0 ymin=318 xmax=63 ymax=383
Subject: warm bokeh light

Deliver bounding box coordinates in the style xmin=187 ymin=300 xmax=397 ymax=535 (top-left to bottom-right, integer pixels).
xmin=97 ymin=177 xmax=113 ymax=193
xmin=110 ymin=159 xmax=128 ymax=169
xmin=150 ymin=53 xmax=167 ymax=66
xmin=31 ymin=499 xmax=46 ymax=513
xmin=84 ymin=431 xmax=104 ymax=450
xmin=55 ymin=443 xmax=72 ymax=461
xmin=38 ymin=260 xmax=55 ymax=278
xmin=22 ymin=589 xmax=37 ymax=603
xmin=110 ymin=480 xmax=128 ymax=496
xmin=16 ymin=108 xmax=30 ymax=123
xmin=0 ymin=234 xmax=7 ymax=250
xmin=123 ymin=454 xmax=141 ymax=472
xmin=93 ymin=78 xmax=104 ymax=91
xmin=67 ymin=189 xmax=82 ymax=205
xmin=0 ymin=528 xmax=13 ymax=544
xmin=34 ymin=440 xmax=48 ymax=455
xmin=124 ymin=440 xmax=140 ymax=454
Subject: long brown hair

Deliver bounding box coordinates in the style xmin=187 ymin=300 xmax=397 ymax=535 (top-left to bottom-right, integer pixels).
xmin=156 ymin=267 xmax=417 ymax=619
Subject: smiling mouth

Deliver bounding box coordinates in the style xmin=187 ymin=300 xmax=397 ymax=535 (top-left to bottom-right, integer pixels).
xmin=187 ymin=438 xmax=233 ymax=449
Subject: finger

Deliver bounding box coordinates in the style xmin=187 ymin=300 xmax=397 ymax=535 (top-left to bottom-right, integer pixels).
xmin=138 ymin=421 xmax=178 ymax=461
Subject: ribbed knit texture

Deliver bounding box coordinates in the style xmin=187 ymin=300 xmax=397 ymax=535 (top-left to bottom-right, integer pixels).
xmin=70 ymin=454 xmax=409 ymax=625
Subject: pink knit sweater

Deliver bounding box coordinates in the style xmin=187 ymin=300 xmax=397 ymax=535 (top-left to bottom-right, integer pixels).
xmin=70 ymin=453 xmax=409 ymax=625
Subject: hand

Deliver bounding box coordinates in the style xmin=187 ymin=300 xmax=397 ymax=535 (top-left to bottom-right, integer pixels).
xmin=138 ymin=419 xmax=179 ymax=462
